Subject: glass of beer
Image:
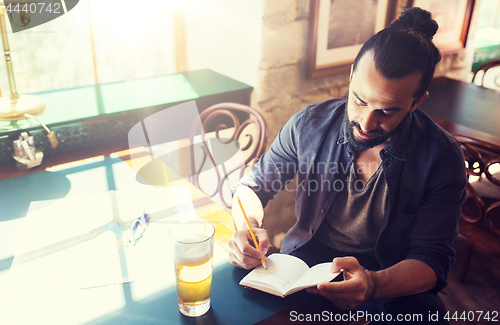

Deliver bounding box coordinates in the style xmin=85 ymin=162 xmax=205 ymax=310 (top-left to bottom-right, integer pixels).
xmin=169 ymin=220 xmax=215 ymax=317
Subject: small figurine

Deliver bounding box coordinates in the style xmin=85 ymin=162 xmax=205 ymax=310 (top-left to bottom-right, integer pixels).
xmin=12 ymin=132 xmax=43 ymax=170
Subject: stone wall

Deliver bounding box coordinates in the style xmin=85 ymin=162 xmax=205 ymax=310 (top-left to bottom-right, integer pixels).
xmin=252 ymin=0 xmax=483 ymax=248
xmin=184 ymin=0 xmax=262 ymax=87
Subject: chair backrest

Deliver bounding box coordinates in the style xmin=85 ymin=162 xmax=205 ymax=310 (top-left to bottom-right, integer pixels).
xmin=454 ymin=134 xmax=500 ymax=234
xmin=471 ymin=58 xmax=500 ymax=89
xmin=188 ymin=103 xmax=267 ymax=208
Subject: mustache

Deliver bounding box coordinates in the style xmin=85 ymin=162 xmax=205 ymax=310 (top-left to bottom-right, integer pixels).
xmin=350 ymin=121 xmax=385 ymax=137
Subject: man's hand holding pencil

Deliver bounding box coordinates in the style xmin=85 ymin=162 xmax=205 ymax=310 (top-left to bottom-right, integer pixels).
xmin=228 ymin=197 xmax=270 ymax=269
xmin=228 ymin=227 xmax=270 ymax=269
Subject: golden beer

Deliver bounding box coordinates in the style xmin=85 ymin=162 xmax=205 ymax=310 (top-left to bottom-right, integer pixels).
xmin=170 ymin=221 xmax=214 ymax=317
xmin=175 ymin=258 xmax=213 ymax=305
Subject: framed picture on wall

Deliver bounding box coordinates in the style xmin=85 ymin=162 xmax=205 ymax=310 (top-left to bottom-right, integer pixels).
xmin=307 ymin=0 xmax=398 ymax=79
xmin=409 ymin=0 xmax=475 ymax=55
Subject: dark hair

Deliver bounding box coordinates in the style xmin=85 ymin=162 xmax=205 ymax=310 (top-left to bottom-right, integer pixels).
xmin=352 ymin=7 xmax=441 ymax=99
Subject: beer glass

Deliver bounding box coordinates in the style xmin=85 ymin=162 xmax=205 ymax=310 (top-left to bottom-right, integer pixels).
xmin=169 ymin=220 xmax=215 ymax=317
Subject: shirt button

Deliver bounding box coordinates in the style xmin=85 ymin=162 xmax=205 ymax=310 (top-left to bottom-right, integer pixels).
xmin=347 ymin=152 xmax=352 ymax=156
xmin=386 ymin=163 xmax=391 ymax=168
xmin=320 ymin=209 xmax=325 ymax=213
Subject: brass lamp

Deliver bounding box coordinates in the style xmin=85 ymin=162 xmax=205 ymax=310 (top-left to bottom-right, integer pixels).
xmin=0 ymin=6 xmax=46 ymax=121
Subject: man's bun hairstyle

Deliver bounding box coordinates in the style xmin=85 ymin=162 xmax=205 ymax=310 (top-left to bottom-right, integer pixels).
xmin=390 ymin=7 xmax=439 ymax=40
xmin=353 ymin=7 xmax=441 ymax=100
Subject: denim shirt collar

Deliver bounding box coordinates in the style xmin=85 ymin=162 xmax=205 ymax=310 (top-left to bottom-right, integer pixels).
xmin=338 ymin=120 xmax=349 ymax=145
xmin=337 ymin=101 xmax=350 ymax=146
xmin=337 ymin=103 xmax=413 ymax=161
xmin=383 ymin=111 xmax=412 ymax=161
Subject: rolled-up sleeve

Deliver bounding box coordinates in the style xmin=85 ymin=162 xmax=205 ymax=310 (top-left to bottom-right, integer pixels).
xmin=405 ymin=140 xmax=467 ymax=292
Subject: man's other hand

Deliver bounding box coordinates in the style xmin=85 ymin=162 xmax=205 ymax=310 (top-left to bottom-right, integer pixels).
xmin=306 ymin=256 xmax=373 ymax=310
xmin=228 ymin=228 xmax=270 ymax=269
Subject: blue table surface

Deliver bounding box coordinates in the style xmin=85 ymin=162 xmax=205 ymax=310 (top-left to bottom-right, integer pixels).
xmin=0 ymin=156 xmax=290 ymax=325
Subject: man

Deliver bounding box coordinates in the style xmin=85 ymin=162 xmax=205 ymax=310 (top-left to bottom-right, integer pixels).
xmin=229 ymin=7 xmax=466 ymax=324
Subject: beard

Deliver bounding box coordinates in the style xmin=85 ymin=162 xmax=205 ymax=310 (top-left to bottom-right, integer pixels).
xmin=344 ymin=97 xmax=400 ymax=152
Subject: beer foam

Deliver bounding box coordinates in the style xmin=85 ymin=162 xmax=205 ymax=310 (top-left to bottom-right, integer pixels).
xmin=174 ymin=234 xmax=213 ymax=266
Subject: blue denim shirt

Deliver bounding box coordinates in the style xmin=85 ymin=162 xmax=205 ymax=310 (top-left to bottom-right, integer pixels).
xmin=235 ymin=98 xmax=467 ymax=292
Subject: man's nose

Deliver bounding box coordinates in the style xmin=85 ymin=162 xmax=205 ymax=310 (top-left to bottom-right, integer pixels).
xmin=359 ymin=111 xmax=378 ymax=133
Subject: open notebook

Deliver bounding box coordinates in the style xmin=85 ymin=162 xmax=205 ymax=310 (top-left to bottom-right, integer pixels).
xmin=240 ymin=254 xmax=340 ymax=298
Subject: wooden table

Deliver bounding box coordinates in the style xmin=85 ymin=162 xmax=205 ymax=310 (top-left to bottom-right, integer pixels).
xmin=0 ymin=142 xmax=364 ymax=325
xmin=419 ymin=77 xmax=500 ymax=144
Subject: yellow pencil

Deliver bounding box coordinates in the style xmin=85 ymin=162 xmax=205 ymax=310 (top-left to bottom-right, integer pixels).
xmin=236 ymin=196 xmax=267 ymax=270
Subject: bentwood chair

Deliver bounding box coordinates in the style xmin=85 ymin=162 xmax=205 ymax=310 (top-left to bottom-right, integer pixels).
xmin=471 ymin=58 xmax=500 ymax=90
xmin=188 ymin=103 xmax=267 ymax=208
xmin=454 ymin=135 xmax=500 ymax=281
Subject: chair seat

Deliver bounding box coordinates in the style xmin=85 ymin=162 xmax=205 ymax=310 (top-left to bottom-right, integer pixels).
xmin=468 ymin=167 xmax=500 ymax=200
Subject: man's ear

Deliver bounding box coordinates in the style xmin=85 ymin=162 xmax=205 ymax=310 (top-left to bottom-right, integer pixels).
xmin=411 ymin=91 xmax=429 ymax=112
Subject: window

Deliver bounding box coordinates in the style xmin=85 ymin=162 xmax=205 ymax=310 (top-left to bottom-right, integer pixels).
xmin=0 ymin=0 xmax=177 ymax=95
xmin=471 ymin=0 xmax=500 ymax=85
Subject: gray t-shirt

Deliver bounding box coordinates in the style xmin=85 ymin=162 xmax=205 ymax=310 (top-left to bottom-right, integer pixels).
xmin=315 ymin=162 xmax=388 ymax=255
